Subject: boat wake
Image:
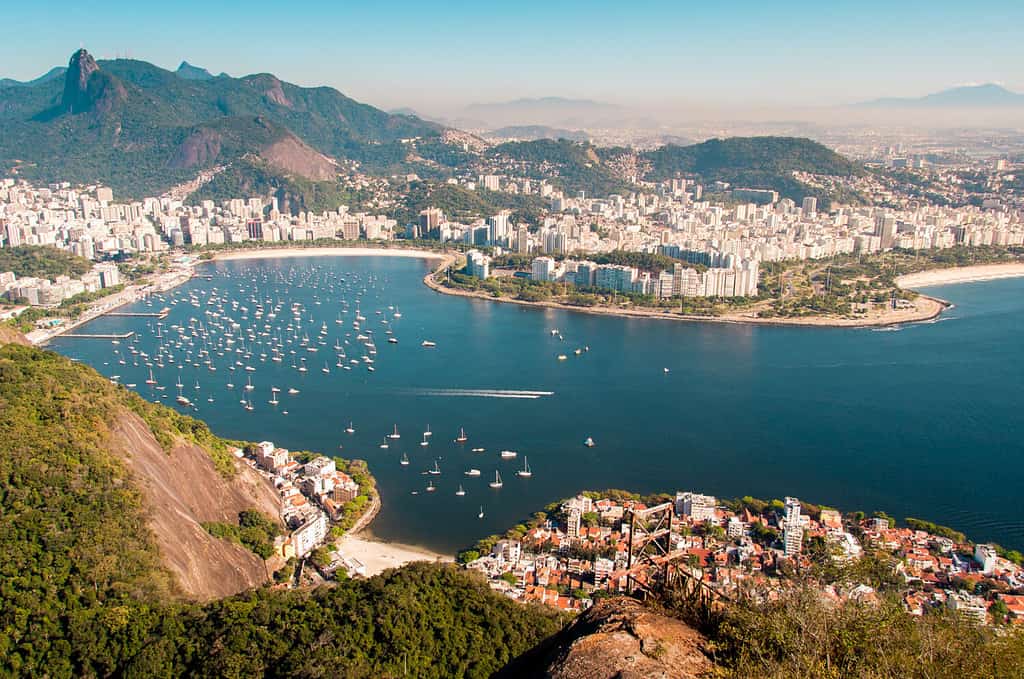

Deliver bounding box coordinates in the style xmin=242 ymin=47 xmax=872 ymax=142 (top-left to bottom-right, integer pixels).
xmin=400 ymin=388 xmax=555 ymax=400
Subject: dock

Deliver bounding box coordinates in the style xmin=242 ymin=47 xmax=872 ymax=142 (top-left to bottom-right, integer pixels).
xmin=106 ymin=307 xmax=170 ymax=319
xmin=60 ymin=332 xmax=136 ymax=340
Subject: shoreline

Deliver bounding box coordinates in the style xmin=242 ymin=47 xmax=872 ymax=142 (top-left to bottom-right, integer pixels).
xmin=38 ymin=248 xmax=1024 ymax=343
xmin=335 ymin=532 xmax=452 ymax=577
xmin=208 ymin=246 xmax=448 ymax=263
xmin=423 ymin=264 xmax=949 ymax=329
xmin=895 ymin=263 xmax=1024 ymax=289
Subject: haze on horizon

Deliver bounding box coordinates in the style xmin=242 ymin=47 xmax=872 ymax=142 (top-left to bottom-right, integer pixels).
xmin=2 ymin=0 xmax=1022 ymax=126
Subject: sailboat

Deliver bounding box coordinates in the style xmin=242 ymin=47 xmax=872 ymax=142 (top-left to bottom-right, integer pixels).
xmin=420 ymin=434 xmax=429 ymax=447
xmin=175 ymin=386 xmax=191 ymax=406
xmin=478 ymin=506 xmax=485 ymax=519
xmin=428 ymin=460 xmax=441 ymax=476
xmin=400 ymin=453 xmax=410 ymax=466
xmin=489 ymin=471 xmax=503 ymax=489
xmin=455 ymin=427 xmax=468 ymax=444
xmin=145 ymin=369 xmax=157 ymax=385
xmin=379 ymin=438 xmax=389 ymax=449
xmin=345 ymin=421 xmax=355 ymax=434
xmin=269 ymin=389 xmax=279 ymax=406
xmin=516 ymin=457 xmax=532 ymax=478
xmin=244 ymin=376 xmax=254 ymax=391
xmin=455 ymin=484 xmax=466 ymax=496
xmin=388 ymin=424 xmax=401 ymax=439
xmin=321 ymin=361 xmax=330 ymax=374
xmin=425 ymin=480 xmax=436 ymax=492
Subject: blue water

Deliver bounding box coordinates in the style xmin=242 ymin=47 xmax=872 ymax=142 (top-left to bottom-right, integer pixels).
xmin=48 ymin=257 xmax=1024 ymax=553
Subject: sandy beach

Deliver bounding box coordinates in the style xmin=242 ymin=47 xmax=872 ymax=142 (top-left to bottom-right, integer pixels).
xmin=336 ymin=533 xmax=452 ymax=576
xmin=896 ymin=263 xmax=1024 ymax=289
xmin=211 ymin=246 xmax=447 ymax=262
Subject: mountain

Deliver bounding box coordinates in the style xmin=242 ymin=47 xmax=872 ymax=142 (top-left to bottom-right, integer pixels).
xmin=176 ymin=60 xmax=216 ymax=81
xmin=0 ymin=66 xmax=66 ymax=89
xmin=484 ymin=125 xmax=590 ymax=142
xmin=464 ymin=96 xmax=622 ymax=127
xmin=856 ymin=84 xmax=1024 ymax=108
xmin=0 ymin=48 xmax=443 ymax=199
xmin=641 ymin=136 xmax=865 ymax=206
xmin=0 ymin=338 xmax=565 ymax=676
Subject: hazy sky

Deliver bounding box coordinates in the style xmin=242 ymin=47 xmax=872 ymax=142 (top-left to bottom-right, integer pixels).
xmin=2 ymin=0 xmax=1022 ymax=114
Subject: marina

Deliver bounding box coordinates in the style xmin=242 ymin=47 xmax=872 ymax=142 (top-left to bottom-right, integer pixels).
xmin=46 ymin=254 xmax=1024 ymax=554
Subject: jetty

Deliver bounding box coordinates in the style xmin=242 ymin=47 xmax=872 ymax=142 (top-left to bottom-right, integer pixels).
xmin=60 ymin=331 xmax=136 ymax=340
xmin=106 ymin=307 xmax=170 ymax=319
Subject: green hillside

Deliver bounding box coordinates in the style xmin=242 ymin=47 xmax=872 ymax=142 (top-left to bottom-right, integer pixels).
xmin=0 ymin=245 xmax=93 ymax=279
xmin=0 ymin=343 xmax=564 ymax=677
xmin=0 ymin=50 xmax=443 ymax=198
xmin=488 ymin=139 xmax=631 ymax=197
xmin=642 ymin=136 xmax=865 ymax=206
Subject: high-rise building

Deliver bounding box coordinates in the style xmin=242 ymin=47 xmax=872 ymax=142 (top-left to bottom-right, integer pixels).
xmin=782 ymin=497 xmax=803 ymax=557
xmin=675 ymin=491 xmax=717 ymax=523
xmin=801 ymin=197 xmax=817 ymax=219
xmin=532 ymin=256 xmax=557 ymax=282
xmin=418 ymin=208 xmax=444 ymax=234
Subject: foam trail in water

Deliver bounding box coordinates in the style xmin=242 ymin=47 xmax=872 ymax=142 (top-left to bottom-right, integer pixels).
xmin=400 ymin=388 xmax=554 ymax=399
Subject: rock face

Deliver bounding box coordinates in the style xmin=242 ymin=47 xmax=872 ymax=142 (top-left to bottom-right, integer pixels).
xmin=60 ymin=48 xmax=126 ymax=114
xmin=109 ymin=412 xmax=284 ymax=600
xmin=62 ymin=49 xmax=100 ymax=113
xmin=496 ymin=597 xmax=712 ymax=679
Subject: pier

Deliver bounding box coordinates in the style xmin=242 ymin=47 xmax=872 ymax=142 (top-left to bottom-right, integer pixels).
xmin=60 ymin=332 xmax=136 ymax=340
xmin=106 ymin=307 xmax=170 ymax=319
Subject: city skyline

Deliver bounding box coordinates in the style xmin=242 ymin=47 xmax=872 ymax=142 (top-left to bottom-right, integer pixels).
xmin=2 ymin=0 xmax=1022 ymax=116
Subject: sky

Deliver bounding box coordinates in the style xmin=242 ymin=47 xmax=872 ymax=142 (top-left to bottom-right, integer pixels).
xmin=1 ymin=0 xmax=1022 ymax=115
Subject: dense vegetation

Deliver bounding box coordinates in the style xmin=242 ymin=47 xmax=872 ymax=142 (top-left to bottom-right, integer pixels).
xmin=395 ymin=181 xmax=548 ymax=225
xmin=641 ymin=136 xmax=865 ymax=206
xmin=488 ymin=139 xmax=631 ymax=198
xmin=0 ymin=244 xmax=93 ymax=278
xmin=202 ymin=510 xmax=282 ymax=559
xmin=0 ymin=51 xmax=441 ymax=198
xmin=664 ymin=583 xmax=1024 ymax=678
xmin=186 ymin=158 xmax=369 ymax=215
xmin=0 ymin=342 xmax=566 ymax=677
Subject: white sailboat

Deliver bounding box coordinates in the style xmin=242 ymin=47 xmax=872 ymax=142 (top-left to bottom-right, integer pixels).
xmin=455 ymin=484 xmax=466 ymax=497
xmin=489 ymin=471 xmax=503 ymax=489
xmin=516 ymin=457 xmax=532 ymax=478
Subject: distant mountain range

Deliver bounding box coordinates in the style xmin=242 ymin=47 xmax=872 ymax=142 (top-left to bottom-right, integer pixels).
xmin=462 ymin=97 xmax=622 ymax=128
xmin=0 ymin=66 xmax=67 ymax=89
xmin=855 ymin=83 xmax=1024 ymax=108
xmin=0 ymin=49 xmax=443 ymax=200
xmin=483 ymin=125 xmax=590 ymax=142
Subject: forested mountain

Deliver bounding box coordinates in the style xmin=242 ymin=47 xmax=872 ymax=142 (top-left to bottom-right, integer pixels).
xmin=0 ymin=340 xmax=565 ymax=677
xmin=0 ymin=49 xmax=443 ymax=198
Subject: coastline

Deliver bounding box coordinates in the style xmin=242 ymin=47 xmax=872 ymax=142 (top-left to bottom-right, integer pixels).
xmin=336 ymin=532 xmax=452 ymax=577
xmin=42 ymin=247 xmax=1024 ymax=344
xmin=895 ymin=262 xmax=1024 ymax=289
xmin=423 ymin=264 xmax=949 ymax=328
xmin=209 ymin=246 xmax=448 ymax=263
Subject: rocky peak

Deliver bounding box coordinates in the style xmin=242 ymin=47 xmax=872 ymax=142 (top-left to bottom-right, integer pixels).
xmin=496 ymin=597 xmax=712 ymax=679
xmin=62 ymin=48 xmax=99 ymax=113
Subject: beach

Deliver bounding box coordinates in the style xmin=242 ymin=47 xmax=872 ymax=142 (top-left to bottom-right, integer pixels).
xmin=336 ymin=533 xmax=452 ymax=576
xmin=896 ymin=263 xmax=1024 ymax=289
xmin=211 ymin=246 xmax=447 ymax=263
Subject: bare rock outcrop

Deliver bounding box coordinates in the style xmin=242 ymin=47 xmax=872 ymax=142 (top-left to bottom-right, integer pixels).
xmin=496 ymin=597 xmax=712 ymax=679
xmin=109 ymin=411 xmax=283 ymax=600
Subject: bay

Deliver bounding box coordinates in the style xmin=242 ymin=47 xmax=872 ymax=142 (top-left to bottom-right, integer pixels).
xmin=48 ymin=255 xmax=1024 ymax=553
